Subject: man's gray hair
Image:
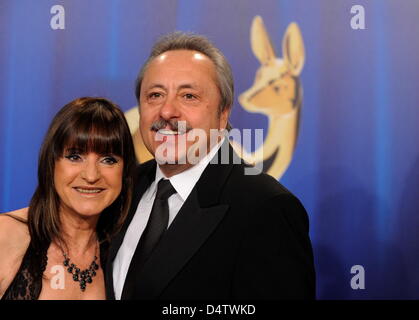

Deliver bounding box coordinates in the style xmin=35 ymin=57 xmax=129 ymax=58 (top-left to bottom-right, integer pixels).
xmin=135 ymin=32 xmax=234 ymax=129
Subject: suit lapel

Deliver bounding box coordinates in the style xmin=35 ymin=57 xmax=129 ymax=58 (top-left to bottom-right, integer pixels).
xmin=125 ymin=142 xmax=240 ymax=299
xmin=105 ymin=161 xmax=156 ymax=299
xmin=108 ymin=161 xmax=156 ymax=262
xmin=130 ymin=189 xmax=229 ymax=299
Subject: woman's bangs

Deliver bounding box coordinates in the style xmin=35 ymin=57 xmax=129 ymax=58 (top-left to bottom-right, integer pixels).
xmin=56 ymin=116 xmax=123 ymax=157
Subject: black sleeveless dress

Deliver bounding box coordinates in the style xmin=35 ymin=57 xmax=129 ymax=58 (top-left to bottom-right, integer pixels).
xmin=1 ymin=241 xmax=107 ymax=300
xmin=1 ymin=242 xmax=48 ymax=300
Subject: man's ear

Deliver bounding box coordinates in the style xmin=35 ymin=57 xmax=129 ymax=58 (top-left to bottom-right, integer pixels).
xmin=218 ymin=106 xmax=230 ymax=131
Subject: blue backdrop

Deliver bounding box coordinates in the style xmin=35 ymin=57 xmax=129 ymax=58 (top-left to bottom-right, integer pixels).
xmin=1 ymin=0 xmax=419 ymax=299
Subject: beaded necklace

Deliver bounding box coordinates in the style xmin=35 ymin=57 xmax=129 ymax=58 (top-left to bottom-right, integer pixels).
xmin=61 ymin=241 xmax=99 ymax=292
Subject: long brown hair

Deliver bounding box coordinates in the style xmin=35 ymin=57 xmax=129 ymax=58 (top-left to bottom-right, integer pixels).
xmin=28 ymin=97 xmax=137 ymax=253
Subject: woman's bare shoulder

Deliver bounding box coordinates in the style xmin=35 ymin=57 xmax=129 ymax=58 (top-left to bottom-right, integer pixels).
xmin=0 ymin=208 xmax=29 ymax=244
xmin=1 ymin=207 xmax=29 ymax=221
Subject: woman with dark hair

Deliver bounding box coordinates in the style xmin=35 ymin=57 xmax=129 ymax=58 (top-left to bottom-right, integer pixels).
xmin=0 ymin=97 xmax=137 ymax=299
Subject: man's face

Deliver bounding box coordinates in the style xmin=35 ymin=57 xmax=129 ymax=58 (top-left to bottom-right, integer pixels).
xmin=139 ymin=50 xmax=228 ymax=174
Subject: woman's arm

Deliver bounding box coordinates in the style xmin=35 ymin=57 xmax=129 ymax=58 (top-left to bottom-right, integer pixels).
xmin=0 ymin=208 xmax=30 ymax=298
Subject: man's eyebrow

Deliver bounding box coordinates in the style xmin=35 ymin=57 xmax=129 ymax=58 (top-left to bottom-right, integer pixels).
xmin=178 ymin=83 xmax=199 ymax=90
xmin=145 ymin=83 xmax=200 ymax=91
xmin=145 ymin=83 xmax=166 ymax=90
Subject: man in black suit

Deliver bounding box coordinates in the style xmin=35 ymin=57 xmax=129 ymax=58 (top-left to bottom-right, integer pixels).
xmin=106 ymin=32 xmax=315 ymax=300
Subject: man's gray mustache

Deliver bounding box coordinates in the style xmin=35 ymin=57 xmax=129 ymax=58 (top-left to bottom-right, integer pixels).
xmin=150 ymin=119 xmax=193 ymax=134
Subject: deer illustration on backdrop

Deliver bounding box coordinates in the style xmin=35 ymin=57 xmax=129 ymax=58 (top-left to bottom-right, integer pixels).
xmin=124 ymin=16 xmax=305 ymax=179
xmin=234 ymin=16 xmax=305 ymax=179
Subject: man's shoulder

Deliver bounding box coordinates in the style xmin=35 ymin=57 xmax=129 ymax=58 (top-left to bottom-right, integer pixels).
xmin=224 ymin=165 xmax=309 ymax=228
xmin=227 ymin=163 xmax=293 ymax=198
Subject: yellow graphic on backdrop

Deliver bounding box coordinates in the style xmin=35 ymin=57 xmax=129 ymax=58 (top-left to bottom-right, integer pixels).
xmin=235 ymin=16 xmax=305 ymax=179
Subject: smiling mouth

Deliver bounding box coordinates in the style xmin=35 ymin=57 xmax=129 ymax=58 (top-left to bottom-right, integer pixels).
xmin=74 ymin=187 xmax=105 ymax=194
xmin=152 ymin=121 xmax=192 ymax=136
xmin=157 ymin=129 xmax=186 ymax=135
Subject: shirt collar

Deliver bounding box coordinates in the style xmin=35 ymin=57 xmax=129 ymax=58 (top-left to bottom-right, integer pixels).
xmin=153 ymin=137 xmax=225 ymax=201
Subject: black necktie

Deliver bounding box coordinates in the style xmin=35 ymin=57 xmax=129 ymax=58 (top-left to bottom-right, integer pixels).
xmin=135 ymin=179 xmax=176 ymax=268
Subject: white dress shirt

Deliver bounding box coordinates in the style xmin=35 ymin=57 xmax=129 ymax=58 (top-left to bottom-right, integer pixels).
xmin=112 ymin=138 xmax=225 ymax=300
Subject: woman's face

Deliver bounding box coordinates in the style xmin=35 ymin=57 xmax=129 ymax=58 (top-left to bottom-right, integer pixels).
xmin=54 ymin=150 xmax=124 ymax=218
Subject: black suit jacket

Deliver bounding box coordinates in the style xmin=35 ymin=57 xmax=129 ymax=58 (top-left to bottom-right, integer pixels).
xmin=105 ymin=143 xmax=315 ymax=299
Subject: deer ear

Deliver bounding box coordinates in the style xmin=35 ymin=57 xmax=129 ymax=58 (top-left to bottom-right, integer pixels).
xmin=251 ymin=16 xmax=276 ymax=65
xmin=282 ymin=22 xmax=305 ymax=75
